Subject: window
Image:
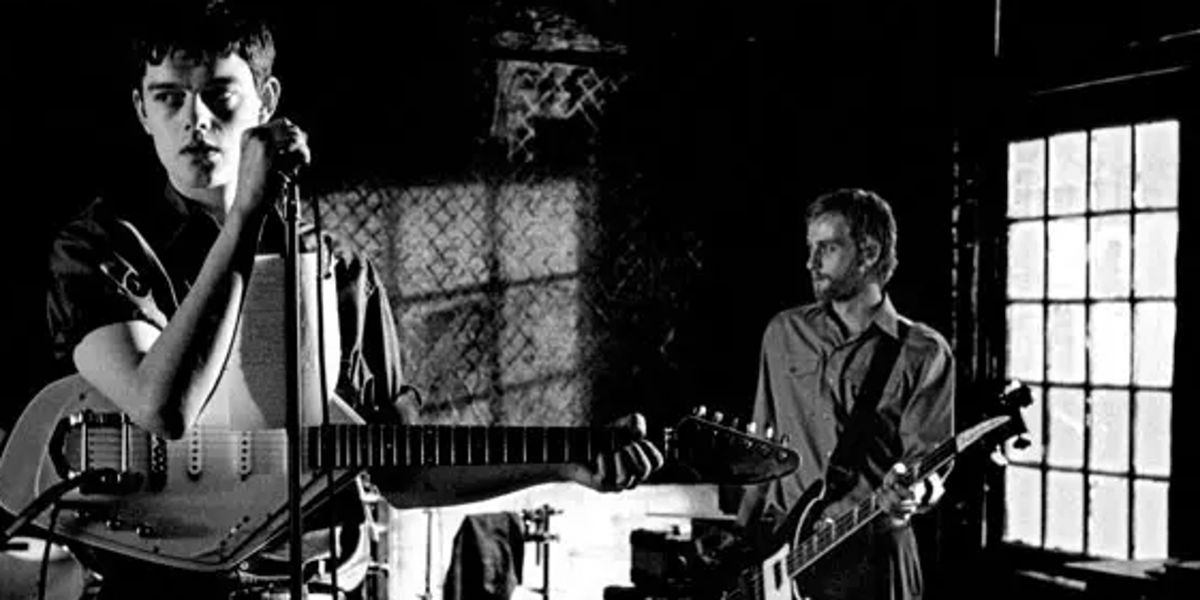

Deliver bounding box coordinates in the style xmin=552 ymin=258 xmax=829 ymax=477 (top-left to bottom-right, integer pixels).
xmin=1002 ymin=120 xmax=1178 ymax=559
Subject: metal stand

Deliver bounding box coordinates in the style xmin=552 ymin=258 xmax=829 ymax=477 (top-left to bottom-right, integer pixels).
xmin=522 ymin=505 xmax=561 ymax=600
xmin=282 ymin=180 xmax=305 ymax=599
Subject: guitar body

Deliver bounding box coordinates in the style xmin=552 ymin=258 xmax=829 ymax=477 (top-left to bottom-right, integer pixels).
xmin=0 ymin=375 xmax=363 ymax=572
xmin=717 ymin=383 xmax=1033 ymax=600
xmin=739 ymin=480 xmax=829 ymax=600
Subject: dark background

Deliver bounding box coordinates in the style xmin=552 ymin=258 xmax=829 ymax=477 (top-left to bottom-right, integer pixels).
xmin=5 ymin=2 xmax=1199 ymax=598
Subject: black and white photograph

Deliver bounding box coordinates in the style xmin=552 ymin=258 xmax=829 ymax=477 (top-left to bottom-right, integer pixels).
xmin=1 ymin=1 xmax=1197 ymax=599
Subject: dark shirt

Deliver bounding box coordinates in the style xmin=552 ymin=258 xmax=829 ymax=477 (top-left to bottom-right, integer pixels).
xmin=46 ymin=184 xmax=408 ymax=419
xmin=44 ymin=184 xmax=412 ymax=597
xmin=737 ymin=297 xmax=955 ymax=600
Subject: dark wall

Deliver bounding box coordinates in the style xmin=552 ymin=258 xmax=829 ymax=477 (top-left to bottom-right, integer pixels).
xmin=4 ymin=0 xmax=966 ymax=427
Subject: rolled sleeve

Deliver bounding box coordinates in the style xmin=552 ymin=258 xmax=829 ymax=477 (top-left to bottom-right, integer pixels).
xmin=46 ymin=222 xmax=168 ymax=365
xmin=898 ymin=330 xmax=955 ymax=468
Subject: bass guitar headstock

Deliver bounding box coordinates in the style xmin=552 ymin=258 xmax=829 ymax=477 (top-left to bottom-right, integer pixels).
xmin=652 ymin=407 xmax=800 ymax=485
xmin=951 ymin=380 xmax=1034 ymax=467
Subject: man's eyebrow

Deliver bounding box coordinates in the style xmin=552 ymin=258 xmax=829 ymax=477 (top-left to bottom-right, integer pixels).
xmin=145 ymin=82 xmax=185 ymax=93
xmin=144 ymin=77 xmax=241 ymax=93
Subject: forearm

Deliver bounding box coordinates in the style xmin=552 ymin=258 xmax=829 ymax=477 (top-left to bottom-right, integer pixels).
xmin=77 ymin=208 xmax=266 ymax=439
xmin=141 ymin=208 xmax=265 ymax=435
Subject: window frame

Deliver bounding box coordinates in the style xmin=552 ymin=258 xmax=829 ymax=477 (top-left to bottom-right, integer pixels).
xmin=975 ymin=67 xmax=1198 ymax=563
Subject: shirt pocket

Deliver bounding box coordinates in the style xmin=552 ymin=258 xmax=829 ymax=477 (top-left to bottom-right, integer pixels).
xmin=785 ymin=353 xmax=821 ymax=380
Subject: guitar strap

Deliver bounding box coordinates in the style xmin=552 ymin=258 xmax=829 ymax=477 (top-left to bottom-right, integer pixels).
xmin=825 ymin=320 xmax=909 ymax=494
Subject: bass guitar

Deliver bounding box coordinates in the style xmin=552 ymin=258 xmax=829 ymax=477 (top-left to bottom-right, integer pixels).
xmin=0 ymin=375 xmax=798 ymax=573
xmin=716 ymin=382 xmax=1031 ymax=600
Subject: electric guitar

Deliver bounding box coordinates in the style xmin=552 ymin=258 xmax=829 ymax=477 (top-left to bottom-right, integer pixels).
xmin=715 ymin=382 xmax=1032 ymax=600
xmin=0 ymin=375 xmax=799 ymax=572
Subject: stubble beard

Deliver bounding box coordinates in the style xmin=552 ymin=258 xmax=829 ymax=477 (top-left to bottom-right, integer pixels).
xmin=812 ymin=271 xmax=866 ymax=303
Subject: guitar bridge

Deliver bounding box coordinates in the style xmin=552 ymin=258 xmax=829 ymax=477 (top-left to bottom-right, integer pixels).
xmin=50 ymin=409 xmax=163 ymax=495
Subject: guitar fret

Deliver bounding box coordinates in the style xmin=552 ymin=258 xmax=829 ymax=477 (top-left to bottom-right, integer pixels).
xmin=388 ymin=426 xmax=397 ymax=467
xmin=408 ymin=426 xmax=418 ymax=466
xmin=315 ymin=427 xmax=323 ymax=469
xmin=338 ymin=425 xmax=347 ymax=468
xmin=547 ymin=428 xmax=561 ymax=463
xmin=469 ymin=427 xmax=483 ymax=466
xmin=371 ymin=425 xmax=380 ymax=467
xmin=355 ymin=424 xmax=364 ymax=467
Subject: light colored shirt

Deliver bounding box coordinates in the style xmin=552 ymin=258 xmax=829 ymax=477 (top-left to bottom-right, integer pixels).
xmin=737 ymin=296 xmax=954 ymax=599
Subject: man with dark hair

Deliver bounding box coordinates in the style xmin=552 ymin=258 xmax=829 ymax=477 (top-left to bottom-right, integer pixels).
xmin=737 ymin=188 xmax=954 ymax=599
xmin=40 ymin=2 xmax=661 ymax=597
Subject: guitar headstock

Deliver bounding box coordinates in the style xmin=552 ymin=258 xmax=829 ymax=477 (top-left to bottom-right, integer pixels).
xmin=954 ymin=380 xmax=1034 ymax=460
xmin=651 ymin=407 xmax=800 ymax=485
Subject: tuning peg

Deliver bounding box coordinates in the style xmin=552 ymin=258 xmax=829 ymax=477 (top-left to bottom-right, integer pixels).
xmin=712 ymin=411 xmax=725 ymax=424
xmin=693 ymin=405 xmax=708 ymax=418
xmin=764 ymin=425 xmax=775 ymax=440
xmin=990 ymin=448 xmax=1009 ymax=467
xmin=745 ymin=422 xmax=758 ymax=435
xmin=778 ymin=433 xmax=790 ymax=446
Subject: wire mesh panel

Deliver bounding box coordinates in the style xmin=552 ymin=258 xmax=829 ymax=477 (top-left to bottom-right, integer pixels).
xmin=309 ymin=8 xmax=703 ymax=430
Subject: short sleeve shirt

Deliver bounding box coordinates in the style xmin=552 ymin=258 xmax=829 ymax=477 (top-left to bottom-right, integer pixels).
xmin=45 ymin=184 xmax=411 ymax=422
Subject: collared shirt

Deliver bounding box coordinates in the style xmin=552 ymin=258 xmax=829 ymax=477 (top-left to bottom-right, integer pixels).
xmin=46 ymin=183 xmax=410 ymax=421
xmin=737 ymin=297 xmax=954 ymax=600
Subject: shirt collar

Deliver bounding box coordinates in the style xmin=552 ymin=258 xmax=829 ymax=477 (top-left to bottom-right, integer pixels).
xmin=820 ymin=293 xmax=902 ymax=341
xmin=871 ymin=294 xmax=902 ymax=340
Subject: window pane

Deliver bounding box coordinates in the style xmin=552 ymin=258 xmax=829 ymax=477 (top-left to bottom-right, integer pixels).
xmin=1008 ymin=221 xmax=1045 ymax=300
xmin=1090 ymin=302 xmax=1131 ymax=386
xmin=1005 ymin=465 xmax=1043 ymax=546
xmin=1134 ymin=302 xmax=1175 ymax=387
xmin=1047 ymin=387 xmax=1084 ymax=469
xmin=1049 ymin=132 xmax=1087 ymax=215
xmin=1048 ymin=218 xmax=1086 ymax=299
xmin=1133 ymin=121 xmax=1179 ymax=209
xmin=1048 ymin=304 xmax=1085 ymax=383
xmin=1008 ymin=304 xmax=1044 ymax=382
xmin=1046 ymin=470 xmax=1084 ymax=553
xmin=1134 ymin=392 xmax=1171 ymax=477
xmin=1088 ymin=475 xmax=1130 ymax=559
xmin=1009 ymin=139 xmax=1046 ymax=218
xmin=1088 ymin=215 xmax=1131 ymax=299
xmin=1133 ymin=480 xmax=1169 ymax=559
xmin=1008 ymin=385 xmax=1044 ymax=463
xmin=1088 ymin=390 xmax=1129 ymax=473
xmin=1090 ymin=126 xmax=1132 ymax=212
xmin=1134 ymin=213 xmax=1177 ymax=297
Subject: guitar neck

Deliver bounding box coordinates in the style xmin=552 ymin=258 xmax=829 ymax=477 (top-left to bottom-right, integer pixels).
xmin=306 ymin=424 xmax=636 ymax=469
xmin=786 ymin=436 xmax=958 ymax=575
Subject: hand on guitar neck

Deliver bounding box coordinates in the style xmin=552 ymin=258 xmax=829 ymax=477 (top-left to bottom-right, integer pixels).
xmin=878 ymin=462 xmax=946 ymax=528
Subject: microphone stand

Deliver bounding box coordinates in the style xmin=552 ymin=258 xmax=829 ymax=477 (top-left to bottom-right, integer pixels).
xmin=281 ymin=175 xmax=305 ymax=599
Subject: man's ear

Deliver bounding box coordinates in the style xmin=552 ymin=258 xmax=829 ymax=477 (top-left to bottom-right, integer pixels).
xmin=257 ymin=76 xmax=281 ymax=124
xmin=858 ymin=237 xmax=881 ymax=272
xmin=132 ymin=89 xmax=151 ymax=134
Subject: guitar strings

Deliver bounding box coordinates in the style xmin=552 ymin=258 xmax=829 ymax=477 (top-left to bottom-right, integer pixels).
xmin=734 ymin=437 xmax=961 ymax=596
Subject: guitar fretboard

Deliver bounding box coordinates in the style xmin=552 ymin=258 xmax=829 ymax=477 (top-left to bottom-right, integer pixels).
xmin=306 ymin=424 xmax=631 ymax=469
xmin=786 ymin=436 xmax=958 ymax=574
